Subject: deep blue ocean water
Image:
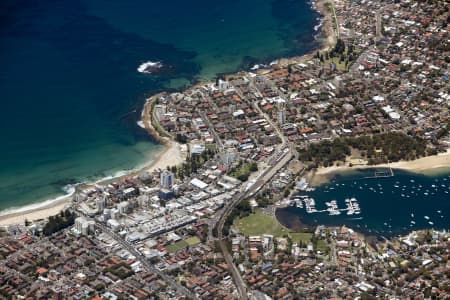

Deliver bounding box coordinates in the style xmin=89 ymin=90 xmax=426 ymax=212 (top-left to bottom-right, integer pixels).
xmin=0 ymin=0 xmax=320 ymax=211
xmin=277 ymin=168 xmax=450 ymax=236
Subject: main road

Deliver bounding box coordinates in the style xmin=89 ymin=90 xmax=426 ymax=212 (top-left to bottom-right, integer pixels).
xmin=215 ymin=148 xmax=294 ymax=300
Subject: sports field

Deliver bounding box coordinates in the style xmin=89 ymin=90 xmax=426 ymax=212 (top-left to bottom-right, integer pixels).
xmin=234 ymin=210 xmax=313 ymax=243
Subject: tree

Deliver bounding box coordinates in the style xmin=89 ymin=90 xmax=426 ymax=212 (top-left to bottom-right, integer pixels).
xmin=175 ymin=133 xmax=187 ymax=144
xmin=334 ymin=38 xmax=346 ymax=54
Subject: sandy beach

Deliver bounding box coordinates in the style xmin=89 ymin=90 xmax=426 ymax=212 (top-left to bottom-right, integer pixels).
xmin=308 ymin=149 xmax=450 ymax=186
xmin=0 ymin=142 xmax=185 ymax=227
xmin=0 ymin=199 xmax=71 ymax=227
xmin=0 ymin=96 xmax=186 ymax=227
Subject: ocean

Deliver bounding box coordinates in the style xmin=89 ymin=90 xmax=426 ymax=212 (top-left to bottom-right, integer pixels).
xmin=0 ymin=0 xmax=320 ymax=212
xmin=276 ymin=168 xmax=450 ymax=237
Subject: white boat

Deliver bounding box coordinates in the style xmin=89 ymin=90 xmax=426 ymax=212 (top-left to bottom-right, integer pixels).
xmin=424 ymin=216 xmax=430 ymax=220
xmin=428 ymin=221 xmax=434 ymax=225
xmin=295 ymin=178 xmax=309 ymax=191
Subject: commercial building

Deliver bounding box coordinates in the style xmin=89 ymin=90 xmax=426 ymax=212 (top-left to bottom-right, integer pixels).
xmin=160 ymin=170 xmax=175 ymax=189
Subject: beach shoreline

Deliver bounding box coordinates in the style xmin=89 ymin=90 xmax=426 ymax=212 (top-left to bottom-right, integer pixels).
xmin=307 ymin=149 xmax=450 ymax=187
xmin=0 ymin=96 xmax=186 ymax=227
xmin=0 ymin=141 xmax=185 ymax=227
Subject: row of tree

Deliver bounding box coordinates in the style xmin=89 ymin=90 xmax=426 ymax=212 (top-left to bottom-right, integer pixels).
xmin=315 ymin=38 xmax=355 ymax=67
xmin=298 ymin=132 xmax=428 ymax=167
xmin=229 ymin=161 xmax=258 ymax=182
xmin=173 ymin=148 xmax=216 ymax=180
xmin=298 ymin=137 xmax=351 ymax=167
xmin=221 ymin=199 xmax=252 ymax=237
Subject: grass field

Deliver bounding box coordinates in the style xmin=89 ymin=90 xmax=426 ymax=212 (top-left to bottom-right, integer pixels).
xmin=316 ymin=240 xmax=330 ymax=252
xmin=234 ymin=210 xmax=290 ymax=237
xmin=166 ymin=240 xmax=188 ymax=253
xmin=234 ymin=210 xmax=313 ymax=243
xmin=166 ymin=236 xmax=201 ymax=253
xmin=289 ymin=232 xmax=313 ymax=243
xmin=185 ymin=236 xmax=201 ymax=246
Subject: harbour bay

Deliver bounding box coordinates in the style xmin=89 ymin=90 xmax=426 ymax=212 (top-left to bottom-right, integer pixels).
xmin=277 ymin=168 xmax=450 ymax=237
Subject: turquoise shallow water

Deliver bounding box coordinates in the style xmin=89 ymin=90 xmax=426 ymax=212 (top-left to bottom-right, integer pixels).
xmin=277 ymin=168 xmax=450 ymax=236
xmin=0 ymin=0 xmax=320 ymax=211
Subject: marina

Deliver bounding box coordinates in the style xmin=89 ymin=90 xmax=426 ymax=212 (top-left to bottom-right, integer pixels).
xmin=289 ymin=195 xmax=361 ymax=216
xmin=290 ymin=196 xmax=361 ymax=216
xmin=278 ymin=169 xmax=450 ymax=237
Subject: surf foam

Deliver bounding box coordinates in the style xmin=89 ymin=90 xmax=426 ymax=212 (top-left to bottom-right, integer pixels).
xmin=0 ymin=185 xmax=76 ymax=217
xmin=137 ymin=61 xmax=163 ymax=74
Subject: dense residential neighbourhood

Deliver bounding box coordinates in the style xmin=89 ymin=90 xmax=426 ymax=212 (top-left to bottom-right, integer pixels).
xmin=0 ymin=0 xmax=449 ymax=299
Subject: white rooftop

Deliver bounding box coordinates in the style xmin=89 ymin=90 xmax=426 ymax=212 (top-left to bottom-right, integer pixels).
xmin=190 ymin=178 xmax=208 ymax=189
